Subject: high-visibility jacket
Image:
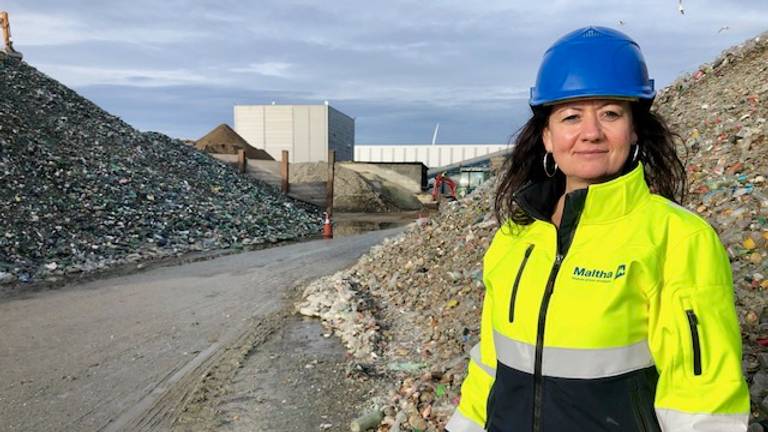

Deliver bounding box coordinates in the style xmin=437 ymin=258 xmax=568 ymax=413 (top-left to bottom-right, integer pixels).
xmin=446 ymin=163 xmax=749 ymax=432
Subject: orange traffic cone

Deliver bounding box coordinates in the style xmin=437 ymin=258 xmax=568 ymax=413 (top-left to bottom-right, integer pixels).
xmin=322 ymin=212 xmax=333 ymax=239
xmin=416 ymin=211 xmax=429 ymax=227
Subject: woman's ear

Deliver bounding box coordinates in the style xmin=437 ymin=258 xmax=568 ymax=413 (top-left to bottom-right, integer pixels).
xmin=542 ymin=127 xmax=553 ymax=153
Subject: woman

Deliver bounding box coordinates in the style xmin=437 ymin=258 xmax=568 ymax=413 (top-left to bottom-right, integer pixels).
xmin=446 ymin=26 xmax=749 ymax=432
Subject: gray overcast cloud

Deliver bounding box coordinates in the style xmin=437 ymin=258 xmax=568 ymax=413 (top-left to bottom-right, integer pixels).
xmin=4 ymin=1 xmax=767 ymax=143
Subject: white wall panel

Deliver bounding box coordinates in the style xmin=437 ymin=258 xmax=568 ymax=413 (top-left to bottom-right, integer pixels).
xmin=292 ymin=106 xmax=311 ymax=163
xmin=354 ymin=144 xmax=508 ymax=168
xmin=234 ymin=104 xmax=354 ymax=163
xmin=234 ymin=105 xmax=265 ymax=148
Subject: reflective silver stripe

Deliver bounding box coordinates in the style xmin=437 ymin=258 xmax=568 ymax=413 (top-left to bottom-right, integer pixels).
xmin=493 ymin=330 xmax=654 ymax=378
xmin=469 ymin=343 xmax=496 ymax=377
xmin=446 ymin=409 xmax=486 ymax=432
xmin=655 ymin=408 xmax=748 ymax=431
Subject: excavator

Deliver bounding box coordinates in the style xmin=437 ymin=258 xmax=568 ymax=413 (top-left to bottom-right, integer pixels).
xmin=1 ymin=11 xmax=23 ymax=60
xmin=431 ymin=172 xmax=457 ymax=201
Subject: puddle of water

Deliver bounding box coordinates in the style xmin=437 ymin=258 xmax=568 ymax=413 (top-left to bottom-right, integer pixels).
xmin=330 ymin=212 xmax=425 ymax=237
xmin=333 ymin=220 xmax=403 ymax=237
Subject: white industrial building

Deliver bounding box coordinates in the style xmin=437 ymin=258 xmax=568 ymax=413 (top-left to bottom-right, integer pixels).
xmin=234 ymin=104 xmax=354 ymax=163
xmin=355 ymin=144 xmax=508 ymax=169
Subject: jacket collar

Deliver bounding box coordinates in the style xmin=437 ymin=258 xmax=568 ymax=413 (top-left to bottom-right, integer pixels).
xmin=514 ymin=162 xmax=651 ymax=225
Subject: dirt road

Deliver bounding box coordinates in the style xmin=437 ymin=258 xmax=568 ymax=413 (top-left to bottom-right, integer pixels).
xmin=0 ymin=227 xmax=404 ymax=431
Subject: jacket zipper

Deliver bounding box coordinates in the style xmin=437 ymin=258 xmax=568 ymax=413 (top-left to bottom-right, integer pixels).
xmin=532 ymin=253 xmax=563 ymax=432
xmin=531 ymin=191 xmax=585 ymax=432
xmin=514 ymin=187 xmax=586 ymax=432
xmin=509 ymin=244 xmax=535 ymax=322
xmin=686 ymin=310 xmax=702 ymax=376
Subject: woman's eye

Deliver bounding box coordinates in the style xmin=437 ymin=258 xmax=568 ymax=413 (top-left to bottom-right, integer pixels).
xmin=562 ymin=114 xmax=579 ymax=122
xmin=603 ymin=111 xmax=621 ymax=119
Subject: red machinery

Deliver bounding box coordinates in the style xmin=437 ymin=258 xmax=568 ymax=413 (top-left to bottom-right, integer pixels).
xmin=432 ymin=172 xmax=457 ymax=201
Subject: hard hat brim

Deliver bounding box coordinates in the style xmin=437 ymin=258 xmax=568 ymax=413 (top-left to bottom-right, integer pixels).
xmin=540 ymin=95 xmax=640 ymax=107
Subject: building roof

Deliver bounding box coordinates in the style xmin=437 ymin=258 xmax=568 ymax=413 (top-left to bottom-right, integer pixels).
xmin=195 ymin=124 xmax=274 ymax=160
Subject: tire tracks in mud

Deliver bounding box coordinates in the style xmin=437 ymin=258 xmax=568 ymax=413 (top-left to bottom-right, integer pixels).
xmin=102 ymin=289 xmax=302 ymax=432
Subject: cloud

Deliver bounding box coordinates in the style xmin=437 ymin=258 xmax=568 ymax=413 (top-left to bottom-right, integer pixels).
xmin=35 ymin=64 xmax=212 ymax=88
xmin=321 ymin=82 xmax=530 ymax=107
xmin=229 ymin=62 xmax=295 ymax=78
xmin=10 ymin=12 xmax=202 ymax=47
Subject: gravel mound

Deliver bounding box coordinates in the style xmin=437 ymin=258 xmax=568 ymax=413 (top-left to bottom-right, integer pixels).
xmin=0 ymin=58 xmax=320 ymax=287
xmin=290 ymin=162 xmax=418 ymax=212
xmin=195 ymin=123 xmax=274 ymax=160
xmin=298 ymin=185 xmax=495 ymax=430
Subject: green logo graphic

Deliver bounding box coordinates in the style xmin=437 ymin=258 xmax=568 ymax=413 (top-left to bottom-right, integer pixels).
xmin=572 ymin=264 xmax=626 ymax=283
xmin=615 ymin=264 xmax=626 ymax=279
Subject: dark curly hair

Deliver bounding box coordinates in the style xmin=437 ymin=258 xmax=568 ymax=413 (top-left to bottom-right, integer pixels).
xmin=494 ymin=101 xmax=687 ymax=225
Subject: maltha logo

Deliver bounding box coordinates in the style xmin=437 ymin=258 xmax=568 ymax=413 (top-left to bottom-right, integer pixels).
xmin=615 ymin=264 xmax=626 ymax=278
xmin=572 ymin=264 xmax=626 ymax=282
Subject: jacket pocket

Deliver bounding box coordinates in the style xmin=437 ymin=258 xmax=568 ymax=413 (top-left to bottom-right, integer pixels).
xmin=508 ymin=244 xmax=534 ymax=323
xmin=685 ymin=309 xmax=702 ymax=376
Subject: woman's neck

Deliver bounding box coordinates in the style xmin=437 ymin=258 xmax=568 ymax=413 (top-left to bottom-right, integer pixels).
xmin=564 ymin=178 xmax=591 ymax=194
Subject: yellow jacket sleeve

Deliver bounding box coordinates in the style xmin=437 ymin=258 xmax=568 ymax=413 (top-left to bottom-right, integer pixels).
xmin=648 ymin=226 xmax=749 ymax=430
xmin=446 ymin=275 xmax=497 ymax=432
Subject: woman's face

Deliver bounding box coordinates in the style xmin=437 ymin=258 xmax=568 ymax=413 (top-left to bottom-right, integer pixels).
xmin=542 ymin=98 xmax=637 ymax=190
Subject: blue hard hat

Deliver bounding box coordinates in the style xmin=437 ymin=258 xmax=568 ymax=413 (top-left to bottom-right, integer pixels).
xmin=529 ymin=26 xmax=655 ymax=106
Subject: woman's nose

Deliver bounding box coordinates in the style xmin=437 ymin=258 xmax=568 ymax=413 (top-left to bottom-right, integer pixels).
xmin=580 ymin=112 xmax=603 ymax=141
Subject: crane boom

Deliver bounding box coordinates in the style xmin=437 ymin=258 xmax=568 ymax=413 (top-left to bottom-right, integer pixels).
xmin=0 ymin=11 xmax=23 ymax=60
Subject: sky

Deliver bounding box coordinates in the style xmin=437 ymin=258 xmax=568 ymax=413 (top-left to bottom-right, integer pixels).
xmin=4 ymin=1 xmax=767 ymax=144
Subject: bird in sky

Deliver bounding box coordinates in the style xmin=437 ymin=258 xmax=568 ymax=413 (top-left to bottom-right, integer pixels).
xmin=618 ymin=19 xmax=625 ymax=26
xmin=718 ymin=26 xmax=731 ymax=33
xmin=678 ymin=0 xmax=685 ymax=15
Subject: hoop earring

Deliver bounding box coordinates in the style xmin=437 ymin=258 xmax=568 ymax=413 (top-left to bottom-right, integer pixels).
xmin=630 ymin=144 xmax=640 ymax=163
xmin=543 ymin=152 xmax=558 ymax=178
